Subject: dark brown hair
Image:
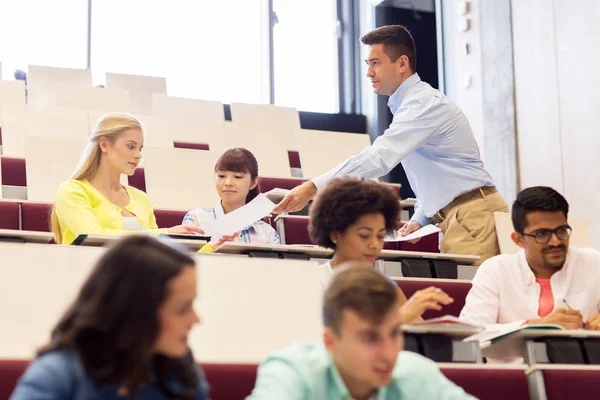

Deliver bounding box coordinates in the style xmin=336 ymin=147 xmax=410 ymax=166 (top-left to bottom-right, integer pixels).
xmin=214 ymin=147 xmax=260 ymax=203
xmin=39 ymin=236 xmax=199 ymax=399
xmin=308 ymin=177 xmax=400 ymax=249
xmin=323 ymin=265 xmax=398 ymax=335
xmin=361 ymin=25 xmax=417 ymax=71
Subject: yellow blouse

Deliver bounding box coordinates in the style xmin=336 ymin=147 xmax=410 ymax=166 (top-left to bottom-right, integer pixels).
xmin=54 ymin=179 xmax=168 ymax=245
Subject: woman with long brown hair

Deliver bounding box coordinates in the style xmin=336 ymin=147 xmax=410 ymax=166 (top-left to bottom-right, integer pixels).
xmin=10 ymin=235 xmax=209 ymax=399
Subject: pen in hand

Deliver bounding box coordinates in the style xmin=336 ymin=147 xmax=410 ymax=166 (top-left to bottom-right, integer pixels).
xmin=562 ymin=299 xmax=586 ymax=328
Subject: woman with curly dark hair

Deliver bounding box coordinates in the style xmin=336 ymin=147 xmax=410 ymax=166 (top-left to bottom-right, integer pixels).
xmin=309 ymin=177 xmax=453 ymax=323
xmin=10 ymin=236 xmax=209 ymax=400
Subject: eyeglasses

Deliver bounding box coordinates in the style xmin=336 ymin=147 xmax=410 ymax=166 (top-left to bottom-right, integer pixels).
xmin=520 ymin=226 xmax=572 ymax=244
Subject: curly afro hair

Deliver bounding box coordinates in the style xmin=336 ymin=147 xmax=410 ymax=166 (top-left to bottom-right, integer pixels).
xmin=308 ymin=177 xmax=400 ymax=249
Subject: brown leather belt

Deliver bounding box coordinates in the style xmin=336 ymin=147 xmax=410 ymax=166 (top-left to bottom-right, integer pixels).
xmin=432 ymin=186 xmax=498 ymax=224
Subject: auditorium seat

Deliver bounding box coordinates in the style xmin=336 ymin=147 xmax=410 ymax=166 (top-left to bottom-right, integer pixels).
xmin=0 ymin=105 xmax=89 ymax=157
xmin=288 ymin=151 xmax=301 ymax=169
xmin=398 ymin=223 xmax=440 ymax=253
xmin=0 ymin=201 xmax=20 ymax=229
xmin=0 ymin=157 xmax=26 ymax=187
xmin=275 ymin=216 xmax=313 ymax=245
xmin=88 ymin=110 xmax=174 ymax=150
xmin=0 ymin=80 xmax=26 ymax=109
xmin=440 ymin=365 xmax=529 ymax=400
xmin=208 ymin=121 xmax=293 ymax=179
xmin=542 ymin=367 xmax=600 ymax=400
xmin=153 ymin=94 xmax=225 ymax=144
xmin=27 ymin=64 xmax=92 ymax=107
xmin=21 ymin=203 xmax=52 ymax=232
xmin=0 ymin=360 xmax=257 ymax=400
xmin=229 ymin=102 xmax=300 ymax=152
xmin=395 ymin=278 xmax=472 ymax=318
xmin=54 ymin=84 xmax=130 ymax=113
xmin=259 ymin=177 xmax=305 ymax=192
xmin=127 ymin=168 xmax=146 ymax=192
xmin=174 ymin=142 xmax=210 ymax=151
xmin=106 ymin=72 xmax=167 ymax=115
xmin=25 ymin=137 xmax=87 ymax=202
xmin=203 ymin=363 xmax=257 ymax=400
xmin=143 ymin=147 xmax=218 ymax=210
xmin=297 ymin=128 xmax=371 ymax=179
xmin=0 ymin=359 xmax=28 ymax=400
xmin=155 ymin=209 xmax=188 ymax=229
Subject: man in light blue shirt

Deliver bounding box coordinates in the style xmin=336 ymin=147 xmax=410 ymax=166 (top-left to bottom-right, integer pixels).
xmin=247 ymin=266 xmax=476 ymax=400
xmin=274 ymin=25 xmax=507 ymax=264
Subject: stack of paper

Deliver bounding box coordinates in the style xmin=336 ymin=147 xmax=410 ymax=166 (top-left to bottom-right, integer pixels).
xmin=385 ymin=224 xmax=441 ymax=242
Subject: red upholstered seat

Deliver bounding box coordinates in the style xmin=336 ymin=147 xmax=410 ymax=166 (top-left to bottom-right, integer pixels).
xmin=288 ymin=151 xmax=301 ymax=169
xmin=441 ymin=366 xmax=529 ymax=400
xmin=0 ymin=360 xmax=258 ymax=400
xmin=154 ymin=209 xmax=189 ymax=229
xmin=259 ymin=177 xmax=305 ymax=192
xmin=21 ymin=203 xmax=52 ymax=232
xmin=279 ymin=217 xmax=313 ymax=245
xmin=1 ymin=157 xmax=26 ymax=187
xmin=397 ymin=222 xmax=440 ymax=253
xmin=128 ymin=167 xmax=146 ymax=192
xmin=542 ymin=368 xmax=600 ymax=400
xmin=174 ymin=142 xmax=210 ymax=151
xmin=395 ymin=279 xmax=472 ymax=319
xmin=202 ymin=363 xmax=257 ymax=400
xmin=0 ymin=201 xmax=20 ymax=229
xmin=0 ymin=359 xmax=29 ymax=400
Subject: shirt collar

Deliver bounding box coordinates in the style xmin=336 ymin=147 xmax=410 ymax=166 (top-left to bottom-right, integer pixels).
xmin=518 ymin=248 xmax=571 ymax=284
xmin=213 ymin=200 xmax=226 ymax=219
xmin=387 ymin=73 xmax=421 ymax=114
xmin=327 ymin=353 xmax=380 ymax=399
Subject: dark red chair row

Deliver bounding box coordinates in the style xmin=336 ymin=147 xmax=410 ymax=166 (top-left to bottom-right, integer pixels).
xmin=0 ymin=201 xmax=187 ymax=232
xmin=0 ymin=359 xmax=543 ymax=400
xmin=395 ymin=279 xmax=472 ymax=319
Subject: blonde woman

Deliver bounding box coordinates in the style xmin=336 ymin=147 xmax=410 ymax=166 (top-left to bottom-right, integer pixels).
xmin=51 ymin=113 xmax=203 ymax=245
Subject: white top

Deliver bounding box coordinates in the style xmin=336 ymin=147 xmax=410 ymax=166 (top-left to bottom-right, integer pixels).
xmin=318 ymin=260 xmax=398 ymax=291
xmin=182 ymin=200 xmax=280 ymax=244
xmin=318 ymin=260 xmax=334 ymax=289
xmin=122 ymin=216 xmax=142 ymax=231
xmin=459 ymin=247 xmax=600 ymax=328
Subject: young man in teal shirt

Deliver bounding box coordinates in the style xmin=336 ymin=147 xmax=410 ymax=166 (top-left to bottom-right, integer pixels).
xmin=247 ymin=266 xmax=476 ymax=399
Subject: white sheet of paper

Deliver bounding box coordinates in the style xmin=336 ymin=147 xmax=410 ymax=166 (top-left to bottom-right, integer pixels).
xmin=385 ymin=224 xmax=441 ymax=242
xmin=199 ymin=194 xmax=276 ymax=242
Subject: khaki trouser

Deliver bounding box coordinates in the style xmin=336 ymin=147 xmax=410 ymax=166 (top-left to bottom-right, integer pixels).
xmin=435 ymin=188 xmax=508 ymax=266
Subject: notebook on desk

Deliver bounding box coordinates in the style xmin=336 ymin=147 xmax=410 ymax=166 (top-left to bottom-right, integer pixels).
xmin=463 ymin=323 xmax=564 ymax=346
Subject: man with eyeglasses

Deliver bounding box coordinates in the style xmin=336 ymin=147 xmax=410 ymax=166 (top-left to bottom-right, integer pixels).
xmin=460 ymin=186 xmax=600 ymax=330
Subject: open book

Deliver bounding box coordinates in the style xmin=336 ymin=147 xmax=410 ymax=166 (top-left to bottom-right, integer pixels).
xmin=463 ymin=322 xmax=564 ymax=346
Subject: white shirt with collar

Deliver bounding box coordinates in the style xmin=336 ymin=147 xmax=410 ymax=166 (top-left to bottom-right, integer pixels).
xmin=182 ymin=200 xmax=280 ymax=245
xmin=459 ymin=247 xmax=600 ymax=328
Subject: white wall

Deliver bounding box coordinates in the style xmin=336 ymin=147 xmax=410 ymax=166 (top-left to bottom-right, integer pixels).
xmin=512 ymin=0 xmax=600 ymax=248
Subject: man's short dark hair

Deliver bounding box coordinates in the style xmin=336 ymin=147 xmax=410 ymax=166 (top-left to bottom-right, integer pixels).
xmin=323 ymin=266 xmax=398 ymax=335
xmin=512 ymin=186 xmax=569 ymax=233
xmin=360 ymin=25 xmax=417 ymax=71
xmin=308 ymin=177 xmax=400 ymax=249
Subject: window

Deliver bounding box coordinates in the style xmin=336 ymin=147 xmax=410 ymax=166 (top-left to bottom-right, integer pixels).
xmin=0 ymin=0 xmax=88 ymax=78
xmin=92 ymin=0 xmax=266 ymax=104
xmin=272 ymin=0 xmax=339 ymax=113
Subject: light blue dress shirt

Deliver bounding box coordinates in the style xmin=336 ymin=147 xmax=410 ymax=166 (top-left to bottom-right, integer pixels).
xmin=246 ymin=342 xmax=476 ymax=400
xmin=312 ymin=73 xmax=494 ymax=226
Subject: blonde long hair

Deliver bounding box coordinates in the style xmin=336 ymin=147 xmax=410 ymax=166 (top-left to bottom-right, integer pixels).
xmin=51 ymin=113 xmax=143 ymax=243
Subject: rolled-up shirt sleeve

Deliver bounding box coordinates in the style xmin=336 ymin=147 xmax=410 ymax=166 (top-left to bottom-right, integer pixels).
xmin=311 ymin=97 xmax=439 ymax=190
